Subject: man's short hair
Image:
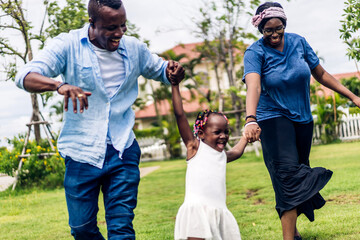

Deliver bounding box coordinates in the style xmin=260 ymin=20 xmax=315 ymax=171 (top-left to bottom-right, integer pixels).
xmin=88 ymin=0 xmax=123 ymax=22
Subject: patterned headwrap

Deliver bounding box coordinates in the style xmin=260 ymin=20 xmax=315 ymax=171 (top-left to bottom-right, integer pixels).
xmin=252 ymin=7 xmax=287 ymax=28
xmin=193 ymin=109 xmax=229 ymax=137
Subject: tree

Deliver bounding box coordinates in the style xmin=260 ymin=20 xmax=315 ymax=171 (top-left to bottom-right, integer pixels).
xmin=0 ymin=0 xmax=87 ymax=143
xmin=191 ymin=0 xmax=292 ymax=135
xmin=341 ymin=76 xmax=360 ymax=112
xmin=311 ymin=93 xmax=346 ymax=144
xmin=310 ymin=81 xmax=348 ymax=144
xmin=1 ymin=0 xmax=42 ymax=142
xmin=193 ymin=1 xmax=250 ymax=135
xmin=339 ymin=0 xmax=360 ymax=73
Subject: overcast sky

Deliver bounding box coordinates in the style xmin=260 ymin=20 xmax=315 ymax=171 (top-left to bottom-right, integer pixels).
xmin=0 ymin=0 xmax=358 ymax=147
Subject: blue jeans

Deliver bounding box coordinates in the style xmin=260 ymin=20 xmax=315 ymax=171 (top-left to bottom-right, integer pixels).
xmin=64 ymin=140 xmax=141 ymax=240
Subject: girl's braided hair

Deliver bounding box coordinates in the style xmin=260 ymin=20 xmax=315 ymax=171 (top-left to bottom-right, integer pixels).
xmin=193 ymin=109 xmax=229 ymax=137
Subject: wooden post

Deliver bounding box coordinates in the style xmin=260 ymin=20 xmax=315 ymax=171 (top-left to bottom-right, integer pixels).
xmin=12 ymin=113 xmax=55 ymax=190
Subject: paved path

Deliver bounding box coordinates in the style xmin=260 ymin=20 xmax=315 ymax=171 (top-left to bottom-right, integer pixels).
xmin=0 ymin=166 xmax=160 ymax=192
xmin=0 ymin=175 xmax=16 ymax=191
xmin=140 ymin=166 xmax=160 ymax=178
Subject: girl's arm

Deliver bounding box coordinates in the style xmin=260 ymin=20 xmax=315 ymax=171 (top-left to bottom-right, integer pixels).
xmin=311 ymin=64 xmax=360 ymax=108
xmin=171 ymin=84 xmax=199 ymax=159
xmin=226 ymin=137 xmax=248 ymax=162
xmin=244 ymin=73 xmax=262 ymax=142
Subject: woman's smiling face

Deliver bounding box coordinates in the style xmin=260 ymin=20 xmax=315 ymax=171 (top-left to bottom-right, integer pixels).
xmin=262 ymin=18 xmax=285 ymax=49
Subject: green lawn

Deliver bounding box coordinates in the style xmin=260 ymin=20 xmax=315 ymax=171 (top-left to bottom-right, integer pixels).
xmin=0 ymin=141 xmax=359 ymax=239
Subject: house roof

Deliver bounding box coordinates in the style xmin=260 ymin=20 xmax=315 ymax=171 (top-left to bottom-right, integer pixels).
xmin=166 ymin=41 xmax=245 ymax=63
xmin=170 ymin=42 xmax=202 ymax=63
xmin=311 ymin=71 xmax=360 ymax=97
xmin=135 ymin=89 xmax=209 ymax=119
xmin=135 ymin=72 xmax=359 ymax=119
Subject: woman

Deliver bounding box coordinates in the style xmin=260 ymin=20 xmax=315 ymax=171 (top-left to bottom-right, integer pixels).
xmin=242 ymin=2 xmax=360 ymax=240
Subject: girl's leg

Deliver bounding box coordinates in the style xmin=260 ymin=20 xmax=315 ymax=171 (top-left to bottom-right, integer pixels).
xmin=281 ymin=208 xmax=297 ymax=240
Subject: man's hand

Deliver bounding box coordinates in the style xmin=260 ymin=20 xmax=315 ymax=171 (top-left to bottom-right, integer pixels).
xmin=57 ymin=83 xmax=92 ymax=113
xmin=166 ymin=60 xmax=185 ymax=85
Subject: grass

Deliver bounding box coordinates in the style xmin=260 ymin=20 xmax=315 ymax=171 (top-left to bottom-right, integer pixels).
xmin=0 ymin=141 xmax=359 ymax=239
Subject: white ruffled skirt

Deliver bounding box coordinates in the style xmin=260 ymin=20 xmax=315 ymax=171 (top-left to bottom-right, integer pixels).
xmin=174 ymin=203 xmax=241 ymax=240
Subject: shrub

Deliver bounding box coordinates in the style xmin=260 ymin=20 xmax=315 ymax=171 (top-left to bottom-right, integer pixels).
xmin=0 ymin=134 xmax=65 ymax=189
xmin=134 ymin=127 xmax=163 ymax=138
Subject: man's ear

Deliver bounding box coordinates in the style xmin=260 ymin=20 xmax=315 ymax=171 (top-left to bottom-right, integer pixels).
xmin=89 ymin=18 xmax=94 ymax=27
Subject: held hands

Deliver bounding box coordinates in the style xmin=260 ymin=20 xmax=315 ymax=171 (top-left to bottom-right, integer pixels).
xmin=56 ymin=83 xmax=92 ymax=113
xmin=243 ymin=122 xmax=261 ymax=143
xmin=166 ymin=60 xmax=185 ymax=85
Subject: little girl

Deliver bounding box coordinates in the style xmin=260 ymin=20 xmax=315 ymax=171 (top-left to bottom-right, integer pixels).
xmin=171 ymin=82 xmax=248 ymax=240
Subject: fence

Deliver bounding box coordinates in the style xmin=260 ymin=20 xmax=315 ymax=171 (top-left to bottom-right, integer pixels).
xmin=312 ymin=113 xmax=360 ymax=144
xmin=338 ymin=113 xmax=360 ymax=140
xmin=137 ymin=137 xmax=169 ymax=162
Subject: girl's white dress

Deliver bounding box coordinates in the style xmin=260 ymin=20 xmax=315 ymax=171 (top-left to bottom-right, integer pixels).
xmin=174 ymin=140 xmax=241 ymax=240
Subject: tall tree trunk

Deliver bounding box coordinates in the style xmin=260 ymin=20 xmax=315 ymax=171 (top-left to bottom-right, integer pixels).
xmin=220 ymin=35 xmax=242 ymax=136
xmin=213 ymin=65 xmax=224 ymax=112
xmin=26 ymin=25 xmax=42 ymax=143
xmin=31 ymin=93 xmax=41 ymax=143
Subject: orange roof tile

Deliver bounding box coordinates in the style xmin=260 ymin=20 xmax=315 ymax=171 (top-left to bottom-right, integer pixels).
xmin=165 ymin=41 xmax=245 ymax=63
xmin=135 ymin=89 xmax=209 ymax=119
xmin=165 ymin=42 xmax=202 ymax=63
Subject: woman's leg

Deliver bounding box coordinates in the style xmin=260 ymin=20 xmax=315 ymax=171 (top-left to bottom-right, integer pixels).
xmin=293 ymin=121 xmax=313 ymax=238
xmin=281 ymin=208 xmax=297 ymax=240
xmin=295 ymin=226 xmax=301 ymax=237
xmin=294 ymin=121 xmax=314 ymax=166
xmin=259 ymin=118 xmax=300 ymax=240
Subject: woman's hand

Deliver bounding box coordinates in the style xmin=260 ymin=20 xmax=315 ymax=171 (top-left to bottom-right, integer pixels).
xmin=351 ymin=96 xmax=360 ymax=108
xmin=244 ymin=73 xmax=261 ymax=143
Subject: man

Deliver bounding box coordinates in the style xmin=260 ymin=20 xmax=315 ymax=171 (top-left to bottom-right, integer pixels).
xmin=15 ymin=0 xmax=184 ymax=239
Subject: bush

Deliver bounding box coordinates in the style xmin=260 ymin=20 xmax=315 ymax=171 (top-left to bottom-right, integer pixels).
xmin=0 ymin=134 xmax=65 ymax=189
xmin=134 ymin=127 xmax=163 ymax=138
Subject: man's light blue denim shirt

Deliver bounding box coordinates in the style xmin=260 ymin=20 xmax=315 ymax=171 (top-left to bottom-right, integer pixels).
xmin=15 ymin=24 xmax=170 ymax=168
